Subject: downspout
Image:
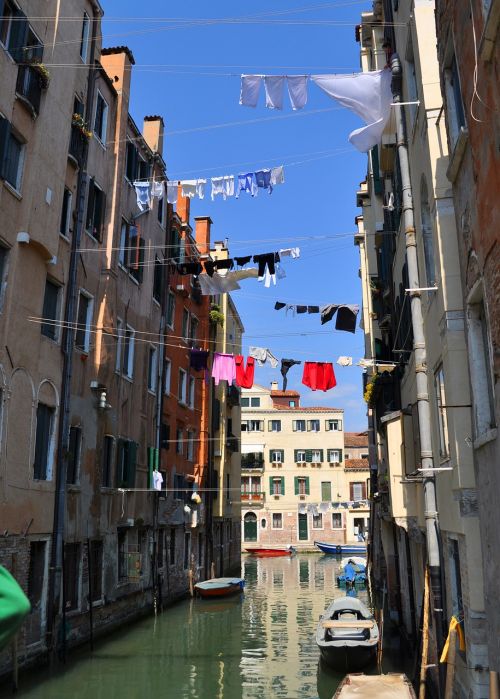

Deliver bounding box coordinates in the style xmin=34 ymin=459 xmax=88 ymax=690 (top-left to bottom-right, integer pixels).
xmin=390 ymin=53 xmax=445 ymax=660
xmin=46 ymin=8 xmax=100 ymax=657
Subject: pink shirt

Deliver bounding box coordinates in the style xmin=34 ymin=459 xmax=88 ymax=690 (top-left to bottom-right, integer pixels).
xmin=211 ymin=353 xmax=236 ymax=386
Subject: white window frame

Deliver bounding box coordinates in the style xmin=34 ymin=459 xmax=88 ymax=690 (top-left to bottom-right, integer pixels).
xmin=328 ymin=449 xmax=340 ymax=463
xmin=80 ymin=12 xmax=90 ymax=62
xmin=178 ymin=368 xmax=187 ymax=404
xmin=467 ymin=291 xmax=496 ymax=439
xmin=434 ymin=364 xmax=449 ymax=460
xmin=248 ymin=420 xmax=263 ymax=432
xmin=164 ymin=358 xmax=171 ymax=394
xmin=75 ymin=290 xmax=93 ymax=353
xmin=148 ymin=345 xmax=158 ymax=393
xmin=312 ymin=513 xmax=323 ymax=530
xmin=93 ymin=91 xmax=108 ymax=146
xmin=60 ymin=188 xmax=73 ymax=239
xmin=293 ymin=420 xmax=306 ymax=432
xmin=270 ymin=450 xmax=282 ymax=463
xmin=443 ymin=41 xmax=467 ymax=151
xmin=188 ymin=376 xmax=195 ymax=408
xmin=332 ymin=512 xmax=343 ymax=529
xmin=307 ymin=419 xmax=320 ymax=432
xmin=271 ymin=512 xmax=283 ymax=529
xmin=326 ymin=419 xmax=342 ymax=431
xmin=296 ymin=450 xmax=306 ymax=463
xmin=268 ymin=420 xmax=281 ymax=432
xmin=352 ymin=482 xmax=364 ymax=501
xmin=0 ymin=2 xmax=14 ymax=49
xmin=122 ymin=324 xmax=135 ymax=379
xmin=33 ymin=402 xmax=56 ymax=481
xmin=187 ymin=431 xmax=195 ymax=461
xmin=312 ymin=449 xmax=322 ymax=463
xmin=4 ymin=129 xmax=26 ymax=194
xmin=115 ymin=318 xmax=123 ymax=373
xmin=297 ymin=477 xmax=307 ymax=495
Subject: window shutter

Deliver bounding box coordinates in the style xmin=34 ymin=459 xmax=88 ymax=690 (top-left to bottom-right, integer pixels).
xmin=292 ymin=420 xmax=297 ymax=431
xmin=349 ymin=483 xmax=354 ymax=501
xmin=8 ymin=9 xmax=29 ymax=62
xmin=280 ymin=477 xmax=285 ymax=495
xmin=268 ymin=421 xmax=272 ymax=431
xmin=320 ymin=449 xmax=324 ymax=462
xmin=294 ymin=449 xmax=298 ymax=462
xmin=294 ymin=476 xmax=299 ymax=495
xmin=86 ymin=178 xmax=95 ymax=231
xmin=305 ymin=449 xmax=313 ymax=463
xmin=325 ymin=420 xmax=330 ymax=431
xmin=269 ymin=476 xmax=273 ymax=494
xmin=305 ymin=477 xmax=310 ymax=495
xmin=362 ymin=483 xmax=367 ymax=499
xmin=307 ymin=420 xmax=311 ymax=431
xmin=116 ymin=438 xmax=125 ymax=486
xmin=269 ymin=449 xmax=274 ymax=462
xmin=127 ymin=441 xmax=137 ymax=488
xmin=338 ymin=449 xmax=343 ymax=463
xmin=129 ymin=226 xmax=139 ymax=270
xmin=0 ymin=116 xmax=11 ymax=179
xmin=96 ymin=189 xmax=106 ymax=242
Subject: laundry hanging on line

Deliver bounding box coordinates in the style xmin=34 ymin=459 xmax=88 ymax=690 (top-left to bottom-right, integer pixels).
xmin=239 ymin=68 xmax=392 ymax=152
xmin=337 ymin=356 xmax=353 ymax=366
xmin=197 ymin=268 xmax=259 ymax=295
xmin=280 ymin=358 xmax=302 ymax=391
xmin=274 ymin=301 xmax=359 ymax=333
xmin=235 ymin=355 xmax=255 ymax=389
xmin=249 ymin=346 xmax=279 ymax=368
xmin=302 ymin=362 xmax=337 ymax=392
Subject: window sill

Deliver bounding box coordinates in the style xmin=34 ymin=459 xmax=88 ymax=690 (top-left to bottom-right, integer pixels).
xmin=15 ymin=92 xmax=39 ymax=118
xmin=65 ymin=608 xmax=81 ymax=618
xmin=479 ymin=0 xmax=500 ymax=61
xmin=3 ymin=181 xmax=22 ymax=200
xmin=122 ymin=374 xmax=134 ymax=383
xmin=152 ymin=298 xmax=161 ymax=308
xmin=59 ymin=232 xmax=71 ymax=243
xmin=93 ymin=135 xmax=107 ymax=150
xmin=85 ymin=230 xmax=101 ymax=244
xmin=66 ymin=485 xmax=81 ymax=493
xmin=473 ymin=427 xmax=497 ymax=450
xmin=446 ymin=127 xmax=468 ymax=183
xmin=41 ymin=334 xmax=60 ymax=345
xmin=100 ymin=487 xmax=115 ymax=494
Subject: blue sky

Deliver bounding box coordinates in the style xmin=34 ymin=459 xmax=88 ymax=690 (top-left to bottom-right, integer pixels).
xmin=103 ymin=1 xmax=369 ymax=431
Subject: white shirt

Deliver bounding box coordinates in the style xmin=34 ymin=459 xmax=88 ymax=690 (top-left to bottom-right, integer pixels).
xmin=152 ymin=470 xmax=163 ymax=491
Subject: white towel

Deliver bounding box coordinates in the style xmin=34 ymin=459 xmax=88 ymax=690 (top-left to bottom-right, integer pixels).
xmin=287 ymin=76 xmax=308 ymax=110
xmin=264 ymin=76 xmax=285 ymax=110
xmin=240 ymin=75 xmax=262 ymax=107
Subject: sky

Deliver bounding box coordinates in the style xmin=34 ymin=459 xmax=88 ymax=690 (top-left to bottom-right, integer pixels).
xmin=103 ymin=1 xmax=370 ymax=431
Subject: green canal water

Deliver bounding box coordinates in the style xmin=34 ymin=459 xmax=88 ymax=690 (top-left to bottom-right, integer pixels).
xmin=13 ymin=555 xmax=406 ymax=699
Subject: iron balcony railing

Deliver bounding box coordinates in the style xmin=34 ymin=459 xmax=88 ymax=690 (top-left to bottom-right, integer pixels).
xmin=16 ymin=65 xmax=42 ymax=115
xmin=68 ymin=124 xmax=86 ymax=165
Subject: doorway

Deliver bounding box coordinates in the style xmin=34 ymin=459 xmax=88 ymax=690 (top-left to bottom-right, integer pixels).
xmin=244 ymin=512 xmax=257 ymax=542
xmin=298 ymin=513 xmax=308 ymax=541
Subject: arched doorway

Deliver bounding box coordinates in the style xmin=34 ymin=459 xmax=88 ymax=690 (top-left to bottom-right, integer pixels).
xmin=243 ymin=512 xmax=258 ymax=542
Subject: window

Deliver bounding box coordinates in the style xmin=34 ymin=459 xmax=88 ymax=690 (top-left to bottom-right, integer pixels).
xmin=332 ymin=512 xmax=342 ymax=529
xmin=350 ymin=482 xmax=367 ymax=501
xmin=307 ymin=419 xmax=320 ymax=432
xmin=420 ymin=179 xmax=436 ymax=286
xmin=327 ymin=449 xmax=342 ymax=463
xmin=321 ymin=482 xmax=332 ymax=501
xmin=444 ymin=52 xmax=466 ymax=150
xmin=182 ymin=309 xmax=189 ymax=341
xmin=115 ymin=318 xmax=123 ymax=372
xmin=169 ymin=529 xmax=176 ymax=565
xmin=242 ymin=420 xmax=263 ymax=432
xmin=80 ymin=12 xmax=90 ymax=62
xmin=0 ymin=1 xmax=15 ymax=48
xmin=289 ymin=400 xmax=296 ymax=407
xmin=268 ymin=420 xmax=281 ymax=432
xmin=119 ymin=222 xmax=145 ymax=282
xmin=28 ymin=541 xmax=46 ymax=611
xmin=63 ymin=543 xmax=81 ymax=611
xmin=250 ymin=397 xmax=261 ymax=407
xmin=448 ymin=539 xmax=464 ymax=623
xmin=153 ymin=257 xmax=163 ymax=303
xmin=293 ymin=420 xmax=306 ymax=432
xmin=148 ymin=346 xmax=157 ymax=393
xmin=325 ymin=419 xmax=342 ymax=431
xmin=157 ymin=196 xmax=165 ymax=227
xmin=434 ymin=365 xmax=449 ymax=460
xmin=125 ymin=141 xmax=138 ymax=181
xmin=93 ymin=92 xmax=108 ymax=144
xmin=188 ymin=376 xmax=195 ymax=408
xmin=312 ymin=513 xmax=323 ymax=529
xmin=312 ymin=449 xmax=322 ymax=463
xmin=189 ymin=316 xmax=198 ymax=344
xmin=2 ymin=127 xmax=25 ymax=192
xmin=160 ymin=422 xmax=170 ymax=450
xmin=0 ymin=244 xmax=8 ymax=312
xmin=178 ymin=369 xmax=187 ymax=404
xmin=116 ymin=439 xmax=137 ymax=488
xmin=85 ymin=178 xmax=106 ymax=241
xmin=117 ymin=529 xmax=128 ymax=580
xmin=73 ymin=95 xmax=84 ymax=118
xmin=173 ymin=474 xmax=185 ymax=499
xmin=169 ymin=227 xmax=181 ymax=262
xmin=270 ymin=476 xmax=285 ymax=496
xmin=295 ymin=450 xmax=306 ymax=463
xmin=166 ymin=292 xmax=175 ymax=328
xmin=183 ymin=533 xmax=191 ymax=570
xmin=404 ymin=33 xmax=419 ymax=127
xmin=122 ymin=325 xmax=135 ymax=378
xmin=467 ymin=297 xmax=495 ymax=437
xmin=60 ymin=188 xmax=72 ymax=237
xmin=66 ymin=425 xmax=82 ymax=485
xmin=270 ymin=449 xmax=284 ymax=463
xmin=41 ymin=279 xmax=60 ymax=340
xmin=33 ymin=403 xmax=55 ymax=480
xmin=1 ymin=3 xmax=35 ymax=62
xmin=176 ymin=429 xmax=183 ymax=455
xmin=164 ymin=358 xmax=171 ymax=394
xmin=272 ymin=513 xmax=283 ymax=529
xmin=102 ymin=435 xmax=114 ymax=487
xmin=75 ymin=291 xmax=93 ymax=352
xmin=89 ymin=540 xmax=103 ymax=602
xmin=138 ymin=157 xmax=151 ymax=182
xmin=187 ymin=431 xmax=195 ymax=461
xmin=295 ymin=476 xmax=309 ymax=496
xmin=241 ymin=397 xmax=249 ymax=407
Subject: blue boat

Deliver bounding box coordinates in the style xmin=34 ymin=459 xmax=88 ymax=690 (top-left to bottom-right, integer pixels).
xmin=314 ymin=541 xmax=367 ymax=556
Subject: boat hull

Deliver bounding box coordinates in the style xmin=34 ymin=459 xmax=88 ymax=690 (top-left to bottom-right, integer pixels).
xmin=320 ymin=643 xmax=377 ymax=672
xmin=196 ymin=584 xmax=242 ymax=599
xmin=333 ymin=673 xmax=417 ymax=698
xmin=245 ymin=548 xmax=294 ymax=557
xmin=314 ymin=541 xmax=367 ymax=556
xmin=194 ymin=577 xmax=245 ymax=599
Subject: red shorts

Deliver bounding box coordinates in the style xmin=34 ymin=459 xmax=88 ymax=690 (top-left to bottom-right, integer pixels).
xmin=302 ymin=362 xmax=336 ymax=392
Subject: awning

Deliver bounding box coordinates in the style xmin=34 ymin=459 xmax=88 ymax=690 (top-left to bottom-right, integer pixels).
xmin=241 ymin=444 xmax=264 ymax=454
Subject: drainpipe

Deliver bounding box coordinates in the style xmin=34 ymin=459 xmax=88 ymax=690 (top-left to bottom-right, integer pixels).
xmin=390 ymin=53 xmax=445 ymax=662
xmin=46 ymin=10 xmax=100 ymax=656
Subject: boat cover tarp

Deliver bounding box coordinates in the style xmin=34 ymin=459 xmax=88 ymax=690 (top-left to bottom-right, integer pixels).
xmin=344 ymin=563 xmax=356 ymax=582
xmin=337 ymin=674 xmax=415 ymax=698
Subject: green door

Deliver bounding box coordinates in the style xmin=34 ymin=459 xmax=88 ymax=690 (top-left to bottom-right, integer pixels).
xmin=321 ymin=481 xmax=332 ymax=502
xmin=244 ymin=512 xmax=257 ymax=542
xmin=298 ymin=513 xmax=308 ymax=541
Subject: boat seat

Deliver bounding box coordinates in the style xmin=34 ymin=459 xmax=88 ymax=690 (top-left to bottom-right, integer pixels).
xmin=322 ymin=620 xmax=375 ymax=629
xmin=325 ymin=627 xmax=371 ymax=642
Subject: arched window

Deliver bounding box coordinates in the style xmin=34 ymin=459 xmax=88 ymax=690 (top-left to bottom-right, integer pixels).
xmin=420 ymin=178 xmax=436 ymax=286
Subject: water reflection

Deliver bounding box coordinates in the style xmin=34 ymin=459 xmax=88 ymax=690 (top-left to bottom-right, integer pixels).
xmin=15 ymin=555 xmax=372 ymax=699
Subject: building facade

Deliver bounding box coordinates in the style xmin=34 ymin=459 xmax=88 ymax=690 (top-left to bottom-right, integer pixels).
xmin=240 ymin=384 xmax=367 ymax=551
xmin=435 ymin=0 xmax=500 ymax=685
xmin=354 ymin=1 xmax=488 ymax=696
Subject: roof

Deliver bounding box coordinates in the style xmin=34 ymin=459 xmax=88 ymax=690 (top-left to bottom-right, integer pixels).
xmin=101 ymin=46 xmax=136 ymax=64
xmin=270 ymin=390 xmax=300 ymax=397
xmin=273 ymin=406 xmax=343 ymax=412
xmin=344 ymin=431 xmax=369 ymax=447
xmin=345 ymin=458 xmax=370 ymax=470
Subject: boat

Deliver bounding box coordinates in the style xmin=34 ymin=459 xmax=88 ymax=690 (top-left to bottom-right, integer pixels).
xmin=314 ymin=541 xmax=367 ymax=556
xmin=332 ymin=673 xmax=416 ymax=698
xmin=194 ymin=577 xmax=245 ymax=599
xmin=316 ymin=596 xmax=379 ymax=671
xmin=339 ymin=556 xmax=366 ymax=571
xmin=336 ymin=563 xmax=367 ymax=587
xmin=244 ymin=546 xmax=295 ymax=557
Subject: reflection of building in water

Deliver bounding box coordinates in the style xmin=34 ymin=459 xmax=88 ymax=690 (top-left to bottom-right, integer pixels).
xmin=240 ymin=556 xmax=370 ymax=698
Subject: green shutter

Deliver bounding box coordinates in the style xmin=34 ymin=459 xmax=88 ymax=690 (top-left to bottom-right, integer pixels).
xmin=305 ymin=477 xmax=310 ymax=495
xmin=147 ymin=446 xmax=154 ymax=488
xmin=279 ymin=449 xmax=284 ymax=462
xmin=294 ymin=449 xmax=298 ymax=461
xmin=269 ymin=449 xmax=274 ymax=462
xmin=294 ymin=476 xmax=299 ymax=495
xmin=269 ymin=476 xmax=273 ymax=494
xmin=127 ymin=441 xmax=137 ymax=488
xmin=339 ymin=449 xmax=343 ymax=463
xmin=371 ymin=146 xmax=383 ymax=195
xmin=320 ymin=449 xmax=324 ymax=462
xmin=305 ymin=449 xmax=313 ymax=463
xmin=280 ymin=477 xmax=285 ymax=496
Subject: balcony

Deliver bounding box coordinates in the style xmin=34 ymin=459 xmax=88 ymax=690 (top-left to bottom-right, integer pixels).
xmin=191 ymin=281 xmax=203 ymax=305
xmin=16 ymin=65 xmax=42 ymax=115
xmin=226 ymin=435 xmax=239 ymax=452
xmin=227 ymin=384 xmax=240 ymax=408
xmin=241 ymin=491 xmax=265 ymax=504
xmin=68 ymin=124 xmax=86 ymax=166
xmin=241 ymin=454 xmax=264 ymax=471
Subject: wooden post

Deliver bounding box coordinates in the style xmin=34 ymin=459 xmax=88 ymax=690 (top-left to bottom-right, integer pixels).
xmin=444 ymin=627 xmax=457 ymax=699
xmin=211 ymin=561 xmax=215 ymax=579
xmin=188 ymin=568 xmax=193 ymax=597
xmin=490 ymin=672 xmax=500 ymax=699
xmin=419 ymin=567 xmax=430 ymax=699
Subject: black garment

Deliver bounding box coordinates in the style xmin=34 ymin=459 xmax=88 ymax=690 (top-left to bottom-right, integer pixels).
xmin=204 ymin=260 xmax=215 ymax=277
xmin=234 ymin=255 xmax=252 ymax=267
xmin=177 ymin=261 xmax=203 ymax=275
xmin=307 ymin=306 xmax=320 ymax=313
xmin=296 ymin=306 xmax=307 ymax=314
xmin=253 ymin=252 xmax=280 ymax=278
xmin=274 ymin=301 xmax=286 ymax=311
xmin=190 ymin=349 xmax=209 ymax=372
xmin=204 ymin=258 xmax=234 ymax=277
xmin=320 ymin=304 xmax=339 ymax=325
xmin=335 ymin=305 xmax=359 ymax=333
xmin=280 ymin=358 xmax=302 ymax=391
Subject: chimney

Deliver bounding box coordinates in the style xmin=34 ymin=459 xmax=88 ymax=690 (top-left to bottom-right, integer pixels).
xmin=194 ymin=217 xmax=212 ymax=256
xmin=143 ymin=116 xmax=164 ymax=156
xmin=271 ymin=381 xmax=279 ymax=391
xmin=100 ymin=46 xmax=135 ymax=101
xmin=176 ymin=191 xmax=190 ymax=225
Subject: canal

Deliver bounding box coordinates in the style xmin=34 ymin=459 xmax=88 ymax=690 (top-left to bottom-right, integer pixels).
xmin=13 ymin=555 xmax=407 ymax=699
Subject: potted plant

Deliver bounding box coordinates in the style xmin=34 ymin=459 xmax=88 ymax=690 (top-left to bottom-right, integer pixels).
xmin=209 ymin=303 xmax=224 ymax=327
xmin=363 ymin=374 xmax=379 ymax=405
xmin=72 ymin=113 xmax=93 ymax=140
xmin=28 ymin=59 xmax=51 ymax=89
